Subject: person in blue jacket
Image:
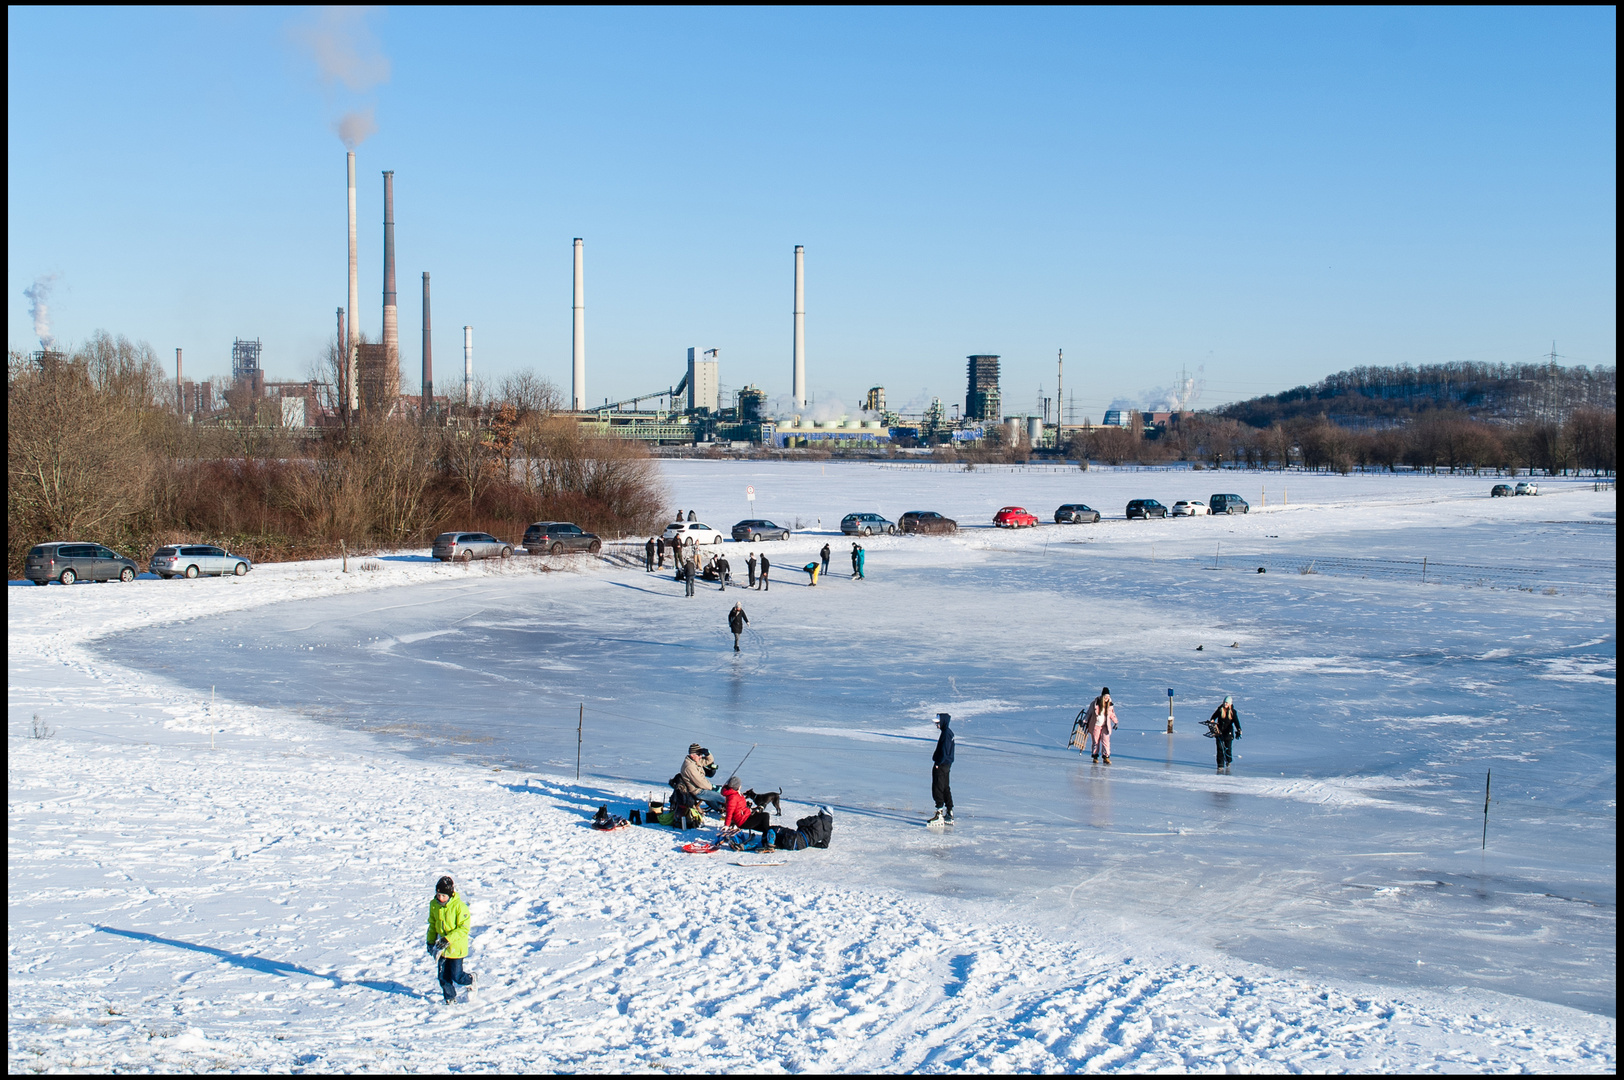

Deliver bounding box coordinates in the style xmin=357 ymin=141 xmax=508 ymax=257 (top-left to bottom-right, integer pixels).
xmin=927 ymin=712 xmax=955 ymax=824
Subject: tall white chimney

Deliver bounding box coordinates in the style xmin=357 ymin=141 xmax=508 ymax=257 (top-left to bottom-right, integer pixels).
xmin=346 ymin=151 xmax=359 ymax=412
xmin=463 ymin=325 xmax=473 ymax=405
xmin=176 ymin=348 xmax=183 ymax=412
xmin=572 ymin=238 xmax=585 ymax=411
xmin=792 ymin=244 xmax=805 ymax=409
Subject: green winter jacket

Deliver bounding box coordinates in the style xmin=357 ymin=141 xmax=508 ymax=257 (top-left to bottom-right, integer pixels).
xmin=427 ymin=892 xmax=471 ymax=959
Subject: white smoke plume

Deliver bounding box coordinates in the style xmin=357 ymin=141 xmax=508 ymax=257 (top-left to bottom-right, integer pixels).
xmin=24 ymin=274 xmax=58 ymax=350
xmin=292 ymin=7 xmax=390 ymax=147
xmin=333 ymin=106 xmax=377 ymax=149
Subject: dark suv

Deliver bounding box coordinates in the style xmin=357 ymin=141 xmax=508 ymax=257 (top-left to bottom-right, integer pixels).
xmin=1125 ymin=499 xmax=1168 ymax=519
xmin=25 ymin=542 xmax=140 ymax=585
xmin=522 ymin=521 xmax=601 ymax=555
xmin=898 ymin=511 xmax=957 ymax=535
xmin=1208 ymin=494 xmax=1250 ymax=515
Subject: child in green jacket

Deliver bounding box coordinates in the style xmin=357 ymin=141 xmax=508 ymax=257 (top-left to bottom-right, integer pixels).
xmin=427 ymin=875 xmax=475 ymax=1003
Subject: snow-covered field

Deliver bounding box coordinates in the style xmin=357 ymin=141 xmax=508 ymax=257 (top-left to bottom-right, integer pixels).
xmin=9 ymin=463 xmax=1616 ymax=1072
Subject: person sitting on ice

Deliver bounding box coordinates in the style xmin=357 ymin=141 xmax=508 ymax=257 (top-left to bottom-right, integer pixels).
xmin=761 ymin=806 xmax=834 ymax=852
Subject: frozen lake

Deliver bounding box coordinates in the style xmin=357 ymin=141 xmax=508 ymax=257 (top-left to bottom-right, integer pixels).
xmin=105 ymin=463 xmax=1617 ymax=1016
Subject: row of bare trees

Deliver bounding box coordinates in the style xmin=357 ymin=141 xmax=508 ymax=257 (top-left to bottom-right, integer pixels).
xmin=8 ymin=333 xmax=668 ymax=579
xmin=1052 ymin=410 xmax=1616 ymax=475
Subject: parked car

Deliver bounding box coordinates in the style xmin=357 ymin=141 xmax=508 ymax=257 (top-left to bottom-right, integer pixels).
xmin=898 ymin=511 xmax=958 ymax=535
xmin=1126 ymin=499 xmax=1168 ymax=519
xmin=431 ymin=532 xmax=513 ymax=562
xmin=662 ymin=521 xmax=725 ymax=546
xmin=1491 ymin=484 xmax=1514 ymax=497
xmin=731 ymin=519 xmax=791 ymax=542
xmin=25 ymin=542 xmax=141 ymax=585
xmin=1171 ymin=500 xmax=1209 ymax=517
xmin=150 ymin=544 xmax=253 ymax=579
xmin=1514 ymin=482 xmax=1539 ymax=496
xmin=1054 ymin=503 xmax=1100 ymax=524
xmin=1208 ymin=493 xmax=1250 ymax=515
xmin=993 ymin=506 xmax=1039 ymax=528
xmin=841 ymin=512 xmax=896 ymax=536
xmin=522 ymin=521 xmax=601 ymax=555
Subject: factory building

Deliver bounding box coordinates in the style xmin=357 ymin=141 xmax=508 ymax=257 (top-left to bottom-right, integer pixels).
xmin=965 ymin=354 xmax=1001 ymax=421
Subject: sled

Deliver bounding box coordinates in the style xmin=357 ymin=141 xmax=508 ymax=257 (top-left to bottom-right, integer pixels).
xmin=592 ymin=821 xmax=631 ymax=832
xmin=681 ymin=840 xmax=721 ymax=854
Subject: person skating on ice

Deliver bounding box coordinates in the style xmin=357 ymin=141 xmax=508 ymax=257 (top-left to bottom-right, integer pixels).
xmin=1210 ymin=695 xmax=1242 ymax=769
xmin=1085 ymin=687 xmax=1118 ymax=764
xmin=728 ymin=602 xmax=749 ymax=652
xmin=758 ymin=554 xmax=770 ymax=591
xmin=746 ymin=551 xmax=757 ymax=589
xmin=820 ymin=543 xmax=831 ymax=577
xmin=426 ymin=875 xmax=475 ymax=1004
xmin=927 ymin=712 xmax=955 ymax=824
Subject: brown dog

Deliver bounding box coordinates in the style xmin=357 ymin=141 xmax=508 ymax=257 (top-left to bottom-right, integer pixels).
xmin=743 ymin=788 xmax=782 ymax=817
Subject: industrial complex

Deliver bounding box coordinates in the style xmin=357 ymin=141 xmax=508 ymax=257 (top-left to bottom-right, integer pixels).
xmin=140 ymin=147 xmax=1192 ymax=450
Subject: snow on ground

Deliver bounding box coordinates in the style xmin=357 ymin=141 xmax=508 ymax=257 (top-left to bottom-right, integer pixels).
xmin=8 ymin=463 xmax=1616 ymax=1072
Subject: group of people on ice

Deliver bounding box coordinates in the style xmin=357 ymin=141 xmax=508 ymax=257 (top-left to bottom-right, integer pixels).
xmin=641 ymin=532 xmax=866 ymax=594
xmin=1069 ymin=687 xmax=1243 ymax=770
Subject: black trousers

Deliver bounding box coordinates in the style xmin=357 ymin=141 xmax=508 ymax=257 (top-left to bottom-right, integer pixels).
xmin=931 ymin=764 xmax=953 ymax=810
xmin=1216 ymin=735 xmax=1234 ymax=767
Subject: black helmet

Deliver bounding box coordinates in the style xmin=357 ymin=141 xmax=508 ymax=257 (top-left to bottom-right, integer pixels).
xmin=435 ymin=875 xmax=454 ymax=896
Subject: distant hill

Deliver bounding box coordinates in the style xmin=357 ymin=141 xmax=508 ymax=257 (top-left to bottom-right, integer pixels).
xmin=1214 ymin=361 xmax=1615 ymax=428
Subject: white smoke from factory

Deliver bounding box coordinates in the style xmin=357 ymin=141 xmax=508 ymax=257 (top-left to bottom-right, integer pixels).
xmin=334 ymin=106 xmax=377 ymax=149
xmin=291 ymin=6 xmax=390 ymax=148
xmin=24 ymin=274 xmax=58 ymax=350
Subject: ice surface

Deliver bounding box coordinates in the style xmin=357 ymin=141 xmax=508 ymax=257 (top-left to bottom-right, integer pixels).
xmin=9 ymin=463 xmax=1616 ymax=1070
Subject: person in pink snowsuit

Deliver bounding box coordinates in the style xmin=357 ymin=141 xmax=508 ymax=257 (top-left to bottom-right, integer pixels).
xmin=1085 ymin=687 xmax=1119 ymax=764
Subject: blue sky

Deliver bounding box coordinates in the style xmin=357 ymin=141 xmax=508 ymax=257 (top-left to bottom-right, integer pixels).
xmin=8 ymin=7 xmax=1616 ymax=420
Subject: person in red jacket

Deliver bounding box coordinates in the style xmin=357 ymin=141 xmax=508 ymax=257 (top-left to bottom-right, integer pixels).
xmin=719 ymin=776 xmax=765 ymax=844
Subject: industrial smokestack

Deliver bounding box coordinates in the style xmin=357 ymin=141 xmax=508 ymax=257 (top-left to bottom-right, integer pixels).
xmin=421 ymin=272 xmax=433 ymax=412
xmin=382 ymin=171 xmax=398 ymax=374
xmin=346 ymin=152 xmax=359 ymax=412
xmin=572 ymin=238 xmax=585 ymax=411
xmin=176 ymin=348 xmax=183 ymax=413
xmin=792 ymin=245 xmax=805 ymax=409
xmin=463 ymin=325 xmax=473 ymax=405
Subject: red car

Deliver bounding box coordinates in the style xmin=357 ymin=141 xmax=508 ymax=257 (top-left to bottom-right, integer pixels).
xmin=993 ymin=506 xmax=1039 ymax=528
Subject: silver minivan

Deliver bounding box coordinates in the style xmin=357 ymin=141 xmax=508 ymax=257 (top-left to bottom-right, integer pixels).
xmin=150 ymin=544 xmax=252 ymax=579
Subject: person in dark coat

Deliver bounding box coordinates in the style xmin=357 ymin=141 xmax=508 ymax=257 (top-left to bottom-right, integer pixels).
xmin=820 ymin=543 xmax=831 ymax=576
xmin=717 ymin=554 xmax=731 ymax=590
xmin=727 ymin=603 xmax=748 ymax=651
xmin=852 ymin=543 xmax=865 ymax=579
xmin=684 ymin=552 xmax=696 ymax=597
xmin=758 ymin=554 xmax=770 ymax=591
xmin=687 ymin=509 xmax=696 ymax=521
xmin=746 ymin=552 xmax=757 ymax=588
xmin=644 ymin=537 xmax=656 ymax=572
xmin=928 ymin=713 xmax=955 ymax=824
xmin=1210 ymin=695 xmax=1242 ymax=769
xmin=656 ymin=536 xmax=666 ymax=569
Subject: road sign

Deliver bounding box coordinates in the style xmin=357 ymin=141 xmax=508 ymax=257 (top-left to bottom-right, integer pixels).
xmin=746 ymin=485 xmax=756 ymax=501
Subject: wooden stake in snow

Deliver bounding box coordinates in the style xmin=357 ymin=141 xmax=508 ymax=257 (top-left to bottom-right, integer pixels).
xmin=341 ymin=539 xmax=348 ymax=574
xmin=1482 ymin=769 xmax=1491 ymax=849
xmin=576 ymin=704 xmax=583 ymax=781
xmin=1166 ymin=688 xmax=1175 ymax=733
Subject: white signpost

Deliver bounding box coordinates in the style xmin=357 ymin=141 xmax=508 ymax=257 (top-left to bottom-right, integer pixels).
xmin=746 ymin=485 xmax=756 ymax=502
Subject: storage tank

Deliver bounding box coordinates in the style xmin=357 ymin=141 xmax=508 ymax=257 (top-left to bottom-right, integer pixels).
xmin=1026 ymin=417 xmax=1043 ymax=446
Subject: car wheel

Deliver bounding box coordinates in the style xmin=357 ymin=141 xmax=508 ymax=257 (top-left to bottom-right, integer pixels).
xmin=749 ymin=533 xmax=760 ymax=543
xmin=59 ymin=568 xmax=76 ymax=585
xmin=887 ymin=525 xmax=896 ymax=535
xmin=588 ymin=539 xmax=601 ymax=554
xmin=550 ymin=542 xmax=564 ymax=556
xmin=714 ymin=535 xmax=723 ymax=544
xmin=185 ymin=564 xmax=200 ymax=578
xmin=458 ymin=549 xmax=473 ymax=563
xmin=500 ymin=546 xmax=513 ymax=558
xmin=120 ymin=567 xmax=136 ymax=583
xmin=234 ymin=562 xmax=248 ymax=576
